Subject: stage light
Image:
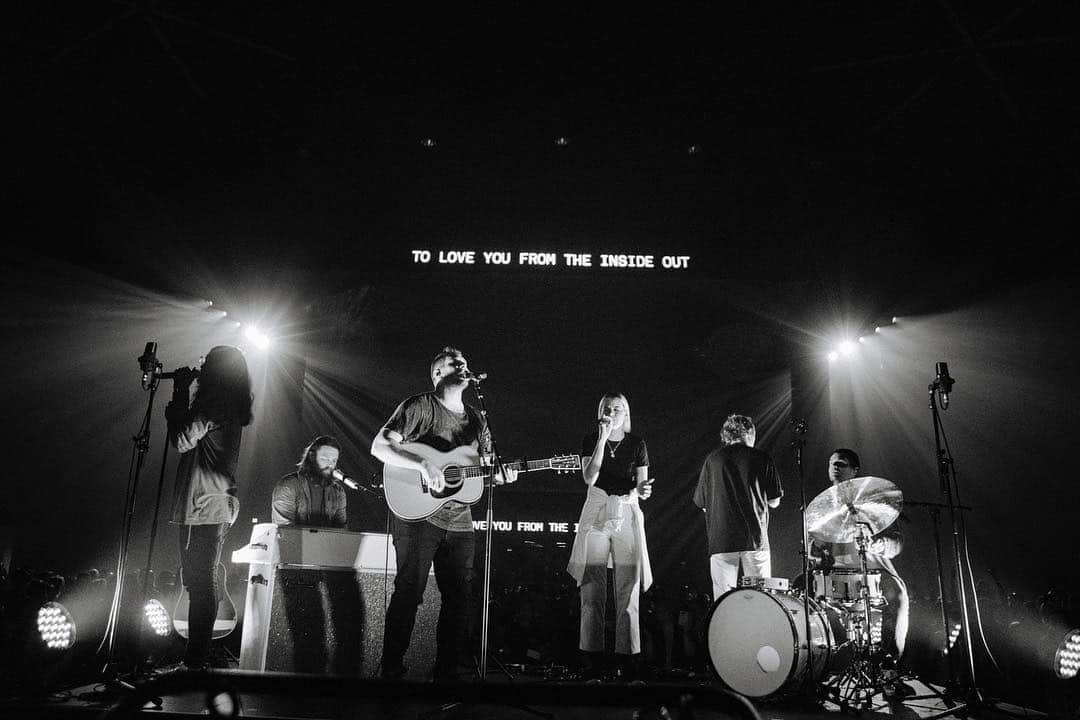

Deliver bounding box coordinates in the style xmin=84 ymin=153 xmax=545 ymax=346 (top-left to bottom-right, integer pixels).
xmin=892 ymin=316 xmax=899 ymax=323
xmin=827 ymin=351 xmax=839 ymax=363
xmin=420 ymin=138 xmax=436 ymax=148
xmin=37 ymin=602 xmax=77 ymax=650
xmin=1054 ymin=629 xmax=1080 ymax=679
xmin=144 ymin=599 xmax=171 ymax=637
xmin=875 ymin=326 xmax=882 ymax=333
xmin=858 ymin=336 xmax=866 ymax=343
xmin=554 ymin=136 xmax=570 ymax=147
xmin=944 ymin=622 xmax=962 ymax=654
xmin=838 ymin=340 xmax=857 ymax=357
xmin=207 ymin=687 xmax=241 ymax=718
xmin=242 ymin=324 xmax=271 ymax=350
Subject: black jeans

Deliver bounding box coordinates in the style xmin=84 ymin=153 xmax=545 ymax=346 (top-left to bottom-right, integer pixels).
xmin=178 ymin=523 xmax=228 ymax=667
xmin=382 ymin=516 xmax=475 ymax=678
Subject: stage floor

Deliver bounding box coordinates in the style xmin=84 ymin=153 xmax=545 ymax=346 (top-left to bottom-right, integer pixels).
xmin=1 ymin=671 xmax=1046 ymax=720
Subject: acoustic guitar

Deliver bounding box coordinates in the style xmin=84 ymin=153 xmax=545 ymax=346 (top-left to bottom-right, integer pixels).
xmin=383 ymin=443 xmax=581 ymax=520
xmin=172 ymin=562 xmax=238 ymax=640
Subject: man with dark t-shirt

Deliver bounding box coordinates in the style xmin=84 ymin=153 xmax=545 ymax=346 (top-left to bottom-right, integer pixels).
xmin=693 ymin=414 xmax=783 ymax=600
xmin=371 ymin=347 xmax=516 ymax=680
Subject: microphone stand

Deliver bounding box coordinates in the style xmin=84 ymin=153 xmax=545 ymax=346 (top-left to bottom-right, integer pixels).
xmin=921 ymin=364 xmax=1003 ymax=720
xmin=444 ymin=377 xmax=551 ymax=720
xmin=467 ymin=377 xmax=529 ymax=686
xmin=469 ymin=375 xmax=502 ymax=680
xmin=902 ymin=498 xmax=970 ymax=708
xmin=335 ymin=471 xmax=385 ymax=499
xmin=93 ymin=351 xmax=167 ymax=707
xmin=790 ymin=418 xmax=820 ymax=701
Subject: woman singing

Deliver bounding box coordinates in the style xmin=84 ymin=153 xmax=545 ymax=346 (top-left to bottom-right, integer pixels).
xmin=166 ymin=345 xmax=253 ymax=670
xmin=566 ymin=393 xmax=654 ymax=682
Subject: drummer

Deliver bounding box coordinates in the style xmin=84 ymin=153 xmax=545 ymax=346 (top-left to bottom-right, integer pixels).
xmin=810 ymin=449 xmax=910 ymax=673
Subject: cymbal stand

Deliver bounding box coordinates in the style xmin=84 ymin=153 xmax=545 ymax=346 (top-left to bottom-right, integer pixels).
xmin=820 ymin=523 xmax=886 ymax=714
xmin=854 ymin=525 xmax=875 ymax=652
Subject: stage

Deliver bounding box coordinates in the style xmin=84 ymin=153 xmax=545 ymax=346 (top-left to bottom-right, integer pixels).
xmin=0 ymin=670 xmax=1047 ymax=720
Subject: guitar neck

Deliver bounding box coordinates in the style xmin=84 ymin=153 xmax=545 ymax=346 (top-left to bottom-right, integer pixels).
xmin=455 ymin=458 xmax=558 ymax=479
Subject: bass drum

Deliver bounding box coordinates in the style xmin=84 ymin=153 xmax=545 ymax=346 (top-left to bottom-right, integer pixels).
xmin=705 ymin=588 xmax=847 ymax=699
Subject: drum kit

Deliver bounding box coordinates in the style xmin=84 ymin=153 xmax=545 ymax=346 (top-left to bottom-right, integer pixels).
xmin=705 ymin=475 xmax=904 ymax=707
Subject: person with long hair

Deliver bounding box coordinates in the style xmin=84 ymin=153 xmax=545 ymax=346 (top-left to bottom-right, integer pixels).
xmin=165 ymin=345 xmax=253 ymax=670
xmin=272 ymin=435 xmax=347 ymax=528
xmin=566 ymin=393 xmax=654 ymax=682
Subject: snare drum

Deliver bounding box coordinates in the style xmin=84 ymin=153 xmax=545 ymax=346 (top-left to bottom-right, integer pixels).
xmin=705 ymin=588 xmax=847 ymax=699
xmin=812 ymin=568 xmax=884 ymax=607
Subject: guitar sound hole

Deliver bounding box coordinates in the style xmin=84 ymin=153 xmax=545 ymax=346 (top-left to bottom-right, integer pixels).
xmin=442 ymin=466 xmax=462 ymax=490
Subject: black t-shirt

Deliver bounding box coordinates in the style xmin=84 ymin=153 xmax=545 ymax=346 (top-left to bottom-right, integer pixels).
xmin=383 ymin=392 xmax=491 ymax=531
xmin=384 ymin=392 xmax=490 ymax=454
xmin=693 ymin=443 xmax=783 ymax=553
xmin=581 ymin=431 xmax=649 ymax=497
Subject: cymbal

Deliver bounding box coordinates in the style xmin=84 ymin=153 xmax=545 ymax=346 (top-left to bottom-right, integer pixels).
xmin=806 ymin=476 xmax=903 ymax=543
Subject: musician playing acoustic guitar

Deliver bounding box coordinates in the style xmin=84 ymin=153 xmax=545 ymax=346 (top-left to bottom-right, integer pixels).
xmin=371 ymin=346 xmax=517 ymax=681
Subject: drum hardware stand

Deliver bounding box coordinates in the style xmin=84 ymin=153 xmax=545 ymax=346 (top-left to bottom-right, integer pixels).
xmin=819 ymin=523 xmax=888 ymax=713
xmin=854 ymin=525 xmax=875 ymax=653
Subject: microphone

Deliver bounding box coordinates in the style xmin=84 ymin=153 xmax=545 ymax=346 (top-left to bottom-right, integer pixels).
xmin=460 ymin=370 xmax=488 ymax=383
xmin=935 ymin=362 xmax=955 ymax=409
xmin=331 ymin=468 xmax=360 ymax=491
xmin=137 ymin=342 xmax=160 ymax=390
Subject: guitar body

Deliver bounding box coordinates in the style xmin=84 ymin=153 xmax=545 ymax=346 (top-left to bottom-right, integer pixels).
xmin=383 ymin=443 xmax=485 ymax=521
xmin=173 ymin=562 xmax=238 ymax=640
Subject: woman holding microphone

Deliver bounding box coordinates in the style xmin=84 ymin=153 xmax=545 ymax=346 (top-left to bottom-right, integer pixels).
xmin=566 ymin=393 xmax=654 ymax=682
